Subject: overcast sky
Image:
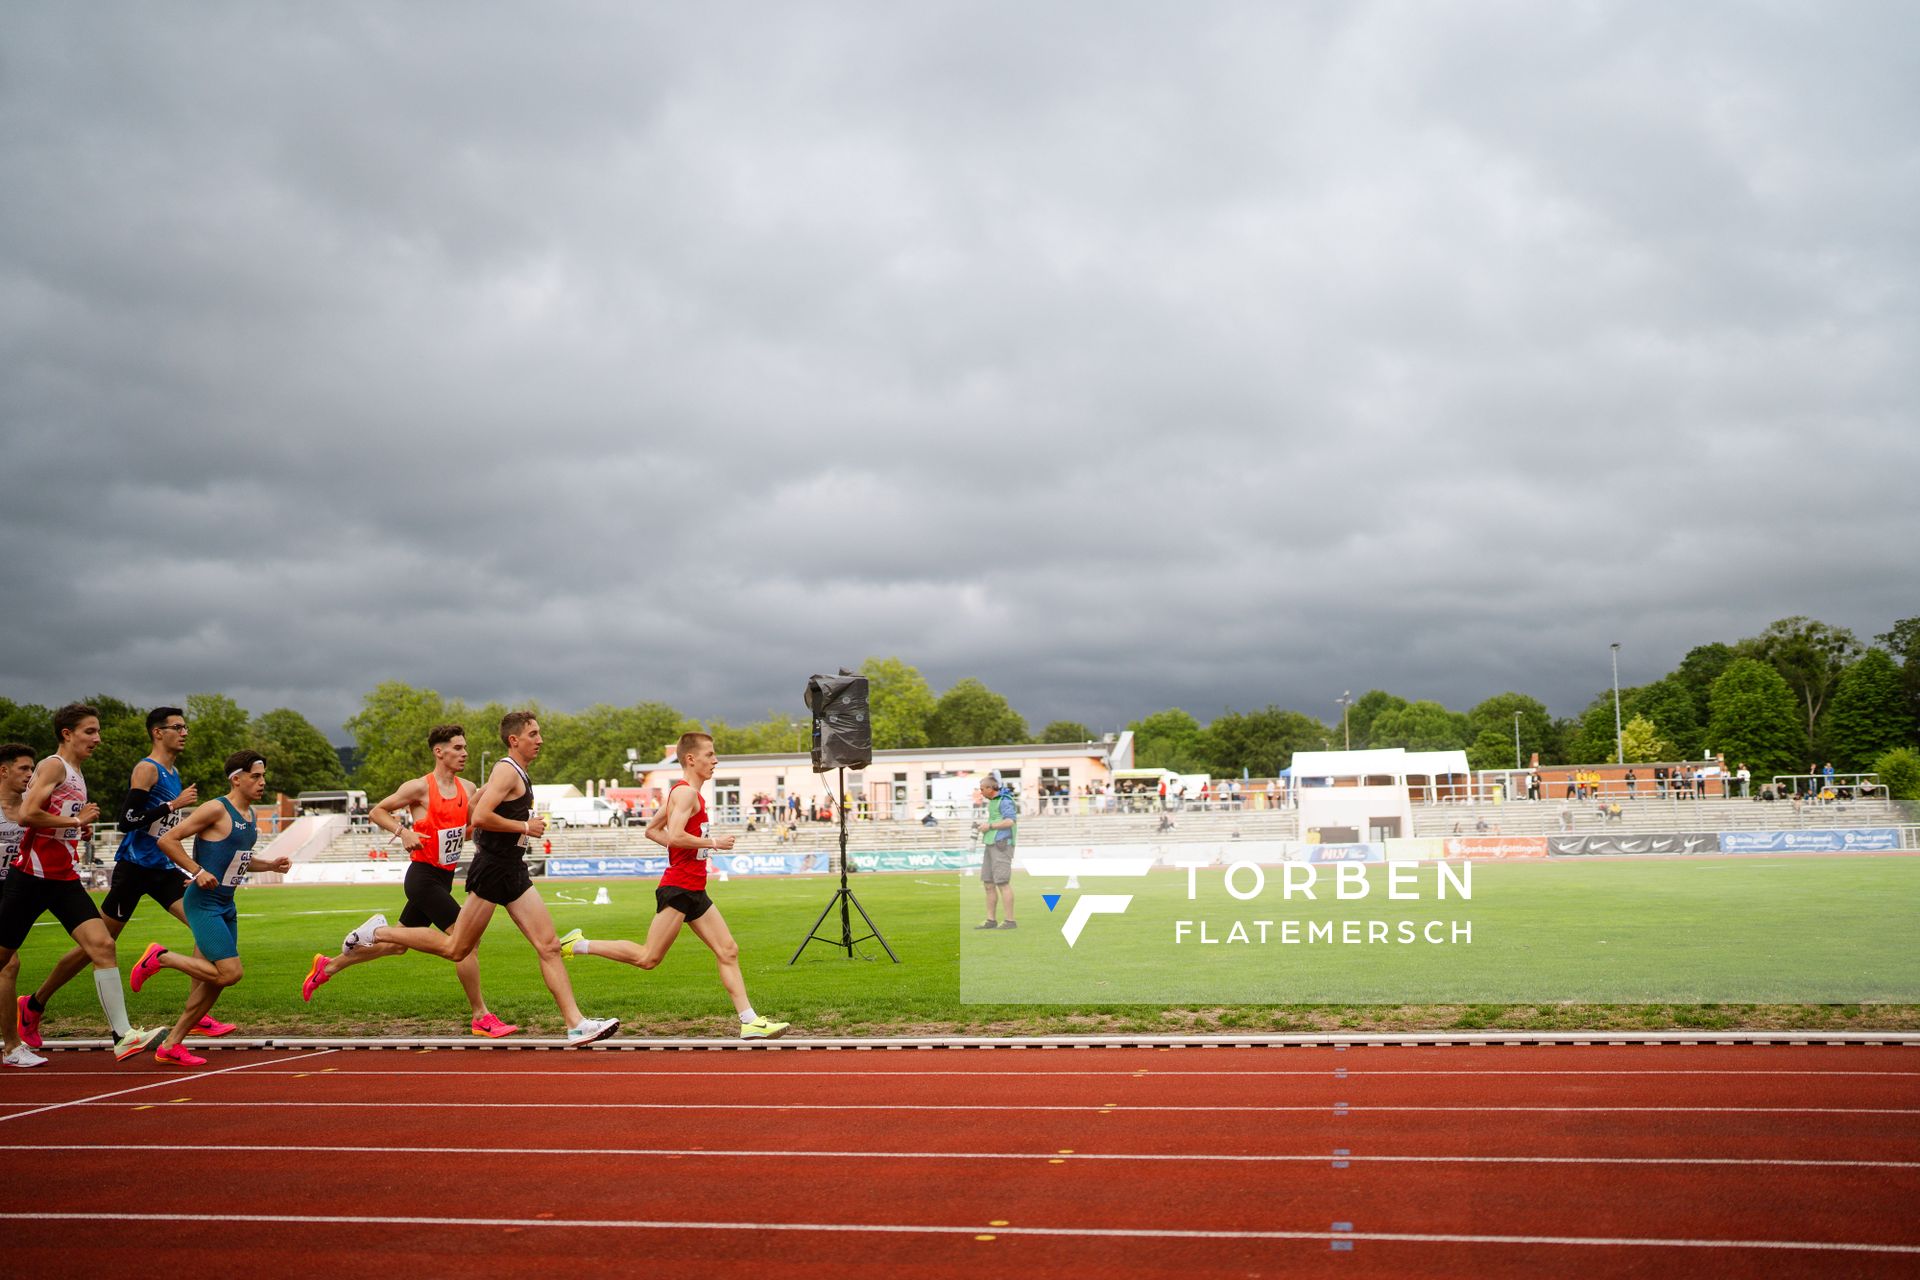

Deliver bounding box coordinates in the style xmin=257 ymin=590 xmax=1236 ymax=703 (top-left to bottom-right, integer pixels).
xmin=3 ymin=2 xmax=1915 ymax=741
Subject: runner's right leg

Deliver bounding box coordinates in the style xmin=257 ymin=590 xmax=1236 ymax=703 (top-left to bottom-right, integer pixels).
xmin=28 ymin=912 xmax=126 ymax=1025
xmin=563 ymin=907 xmax=684 ymax=970
xmin=368 ymin=893 xmax=495 ymax=962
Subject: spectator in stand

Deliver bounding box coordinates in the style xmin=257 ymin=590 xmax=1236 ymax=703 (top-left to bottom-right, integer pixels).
xmin=1557 ymin=799 xmax=1574 ymax=832
xmin=1526 ymin=770 xmax=1540 ymax=801
xmin=1823 ymin=762 xmax=1836 ymax=794
xmin=1736 ymin=762 xmax=1751 ymax=798
xmin=1474 ymin=815 xmax=1489 ymax=834
xmin=1564 ymin=773 xmax=1578 ymax=800
xmin=1624 ymin=768 xmax=1636 ymax=798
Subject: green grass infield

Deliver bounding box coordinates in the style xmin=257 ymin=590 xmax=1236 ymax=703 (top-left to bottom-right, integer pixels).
xmin=7 ymin=857 xmax=1917 ymax=1039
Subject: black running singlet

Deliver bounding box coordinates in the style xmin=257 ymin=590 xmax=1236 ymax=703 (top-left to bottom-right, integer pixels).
xmin=474 ymin=759 xmax=533 ymax=860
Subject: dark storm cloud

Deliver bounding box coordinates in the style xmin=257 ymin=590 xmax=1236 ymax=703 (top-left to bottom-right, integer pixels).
xmin=2 ymin=1 xmax=1915 ymax=738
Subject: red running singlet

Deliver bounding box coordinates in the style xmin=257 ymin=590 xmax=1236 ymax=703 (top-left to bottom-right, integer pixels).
xmin=659 ymin=779 xmax=709 ymax=891
xmin=17 ymin=758 xmax=86 ymax=881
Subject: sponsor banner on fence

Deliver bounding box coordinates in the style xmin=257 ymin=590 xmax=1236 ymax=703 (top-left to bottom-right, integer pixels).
xmin=1717 ymin=828 xmax=1903 ymax=854
xmin=285 ymin=862 xmax=408 ymax=885
xmin=1441 ymin=836 xmax=1549 ymax=861
xmin=545 ymin=856 xmax=669 ymax=878
xmin=1307 ymin=842 xmax=1385 ymax=864
xmin=852 ymin=850 xmax=981 ymax=873
xmin=1385 ymin=838 xmax=1446 ymax=863
xmin=1016 ymin=841 xmax=1297 ymax=868
xmin=1548 ymin=832 xmax=1720 ymax=857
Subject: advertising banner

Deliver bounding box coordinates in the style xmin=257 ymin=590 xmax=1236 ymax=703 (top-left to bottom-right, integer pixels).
xmin=1717 ymin=828 xmax=1903 ymax=854
xmin=1307 ymin=843 xmax=1385 ymax=864
xmin=1385 ymin=838 xmax=1446 ymax=863
xmin=285 ymin=862 xmax=408 ymax=885
xmin=1548 ymin=832 xmax=1720 ymax=856
xmin=544 ymin=856 xmax=669 ymax=878
xmin=1442 ymin=836 xmax=1548 ymax=860
xmin=1016 ymin=841 xmax=1297 ymax=867
xmin=852 ymin=850 xmax=982 ymax=873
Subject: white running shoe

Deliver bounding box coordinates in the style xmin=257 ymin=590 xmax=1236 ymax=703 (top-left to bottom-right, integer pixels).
xmin=565 ymin=1017 xmax=619 ymax=1047
xmin=3 ymin=1044 xmax=48 ymax=1068
xmin=343 ymin=913 xmax=388 ymax=951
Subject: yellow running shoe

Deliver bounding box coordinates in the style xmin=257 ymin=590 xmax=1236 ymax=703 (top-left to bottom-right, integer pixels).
xmin=556 ymin=928 xmax=584 ymax=959
xmin=740 ymin=1016 xmax=790 ymax=1041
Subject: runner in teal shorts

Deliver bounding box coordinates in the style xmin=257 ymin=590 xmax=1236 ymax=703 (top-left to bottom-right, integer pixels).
xmin=135 ymin=751 xmax=289 ymax=1067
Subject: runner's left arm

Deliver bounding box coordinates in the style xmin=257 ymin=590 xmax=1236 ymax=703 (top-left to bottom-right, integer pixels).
xmin=155 ymin=800 xmax=228 ymax=890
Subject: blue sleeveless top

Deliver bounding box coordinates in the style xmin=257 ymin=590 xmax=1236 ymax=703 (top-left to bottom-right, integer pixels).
xmin=117 ymin=757 xmax=184 ymax=870
xmin=190 ymin=797 xmax=258 ymax=898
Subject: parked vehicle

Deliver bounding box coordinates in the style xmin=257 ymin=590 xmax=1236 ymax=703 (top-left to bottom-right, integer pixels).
xmin=546 ymin=796 xmax=623 ymax=828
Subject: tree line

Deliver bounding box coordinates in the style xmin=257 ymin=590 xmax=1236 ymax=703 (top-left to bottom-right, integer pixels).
xmin=5 ymin=615 xmax=1915 ymax=806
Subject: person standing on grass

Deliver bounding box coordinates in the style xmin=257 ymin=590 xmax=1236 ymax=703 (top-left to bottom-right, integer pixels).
xmin=971 ymin=773 xmax=1018 ymax=930
xmin=134 ymin=751 xmax=290 ymax=1066
xmin=342 ymin=711 xmax=618 ymax=1047
xmin=557 ymin=732 xmax=790 ymax=1041
xmin=0 ymin=704 xmax=165 ymax=1062
xmin=0 ymin=744 xmax=48 ymax=1067
xmin=299 ymin=724 xmax=517 ymax=1039
xmin=20 ymin=706 xmax=241 ymax=1048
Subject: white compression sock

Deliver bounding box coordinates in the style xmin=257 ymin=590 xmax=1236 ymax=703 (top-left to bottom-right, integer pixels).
xmin=93 ymin=968 xmax=132 ymax=1038
xmin=739 ymin=1006 xmax=757 ymax=1025
xmin=575 ymin=939 xmax=591 ymax=955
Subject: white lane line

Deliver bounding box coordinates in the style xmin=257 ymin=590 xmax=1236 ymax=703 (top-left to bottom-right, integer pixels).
xmin=7 ymin=1143 xmax=1917 ymax=1170
xmin=14 ymin=1067 xmax=1917 ymax=1079
xmin=48 ymin=1100 xmax=1918 ymax=1115
xmin=0 ymin=1050 xmax=337 ymax=1126
xmin=0 ymin=1211 xmax=1913 ymax=1255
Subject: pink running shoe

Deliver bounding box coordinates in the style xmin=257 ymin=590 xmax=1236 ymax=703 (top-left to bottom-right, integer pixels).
xmin=300 ymin=954 xmax=331 ymax=1003
xmin=155 ymin=1043 xmax=206 ymax=1068
xmin=16 ymin=996 xmax=42 ymax=1050
xmin=470 ymin=1013 xmax=519 ymax=1039
xmin=129 ymin=942 xmax=167 ymax=994
xmin=195 ymin=1015 xmax=237 ymax=1037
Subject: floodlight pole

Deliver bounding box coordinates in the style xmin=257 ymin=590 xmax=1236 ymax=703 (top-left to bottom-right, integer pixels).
xmin=1513 ymin=711 xmax=1522 ymax=770
xmin=1610 ymin=643 xmax=1625 ymax=766
xmin=1338 ymin=691 xmax=1353 ymax=751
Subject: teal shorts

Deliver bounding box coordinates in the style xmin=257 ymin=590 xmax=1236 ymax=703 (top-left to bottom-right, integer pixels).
xmin=181 ymin=885 xmax=239 ymax=962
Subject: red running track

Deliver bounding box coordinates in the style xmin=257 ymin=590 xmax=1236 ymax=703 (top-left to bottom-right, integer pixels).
xmin=2 ymin=1043 xmax=1916 ymax=1278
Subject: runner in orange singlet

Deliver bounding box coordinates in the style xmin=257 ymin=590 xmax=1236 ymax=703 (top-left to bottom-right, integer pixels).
xmin=299 ymin=724 xmax=517 ymax=1037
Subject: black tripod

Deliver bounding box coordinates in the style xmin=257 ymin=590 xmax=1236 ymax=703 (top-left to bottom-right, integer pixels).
xmin=790 ymin=766 xmax=899 ymax=964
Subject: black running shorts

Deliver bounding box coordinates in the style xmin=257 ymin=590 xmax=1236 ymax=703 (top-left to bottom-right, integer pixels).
xmin=464 ymin=851 xmax=534 ymax=906
xmin=399 ymin=861 xmax=463 ymax=931
xmin=0 ymin=871 xmax=102 ymax=950
xmin=655 ymin=885 xmax=713 ymax=923
xmin=100 ymin=860 xmax=188 ymax=921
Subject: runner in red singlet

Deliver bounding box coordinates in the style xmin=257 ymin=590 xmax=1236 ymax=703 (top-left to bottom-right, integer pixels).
xmin=558 ymin=731 xmax=790 ymax=1040
xmin=299 ymin=724 xmax=517 ymax=1038
xmin=0 ymin=704 xmax=164 ymax=1061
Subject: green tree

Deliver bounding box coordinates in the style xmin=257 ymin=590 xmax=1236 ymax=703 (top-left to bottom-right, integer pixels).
xmin=1870 ymin=746 xmax=1920 ymax=800
xmin=1366 ymin=700 xmax=1469 ymax=751
xmin=180 ymin=693 xmax=255 ymax=796
xmin=1343 ymin=690 xmax=1405 ymax=751
xmin=1740 ymin=616 xmax=1862 ymax=748
xmin=1465 ymin=693 xmax=1553 ymax=767
xmin=1617 ymin=714 xmax=1673 ymax=764
xmin=77 ymin=694 xmax=150 ymax=807
xmin=1197 ymin=707 xmax=1330 ymax=777
xmin=1875 ymin=617 xmax=1920 ymax=742
xmin=1824 ymin=650 xmax=1912 ymax=771
xmin=703 ymin=711 xmax=807 ymax=758
xmin=1128 ymin=708 xmax=1207 ymax=772
xmin=927 ymin=679 xmax=1029 ymax=747
xmin=1565 ymin=691 xmax=1632 ymax=764
xmin=0 ymin=697 xmax=55 ymax=756
xmin=250 ymin=708 xmax=347 ymax=798
xmin=860 ymin=657 xmax=937 ymax=751
xmin=1671 ymin=642 xmax=1737 ymax=730
xmin=1039 ymin=720 xmax=1096 ymax=743
xmin=1706 ymin=658 xmax=1808 ymax=777
xmin=1465 ymin=727 xmax=1517 ymax=772
xmin=346 ymin=682 xmax=465 ymax=801
xmin=1624 ymin=677 xmax=1702 ymax=759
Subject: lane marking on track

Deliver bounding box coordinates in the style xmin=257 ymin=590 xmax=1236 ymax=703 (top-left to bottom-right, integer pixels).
xmin=46 ymin=1100 xmax=1913 ymax=1115
xmin=0 ymin=1051 xmax=337 ymax=1126
xmin=6 ymin=1143 xmax=1917 ymax=1170
xmin=15 ymin=1067 xmax=1917 ymax=1079
xmin=0 ymin=1211 xmax=1914 ymax=1255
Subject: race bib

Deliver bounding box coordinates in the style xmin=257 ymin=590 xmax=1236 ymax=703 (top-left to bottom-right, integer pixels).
xmin=146 ymin=808 xmax=184 ymax=840
xmin=220 ymin=849 xmax=251 ymax=888
xmin=437 ymin=826 xmax=466 ymax=867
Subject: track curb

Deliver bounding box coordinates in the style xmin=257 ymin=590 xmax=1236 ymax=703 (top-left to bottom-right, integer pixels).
xmin=32 ymin=1030 xmax=1920 ymax=1052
